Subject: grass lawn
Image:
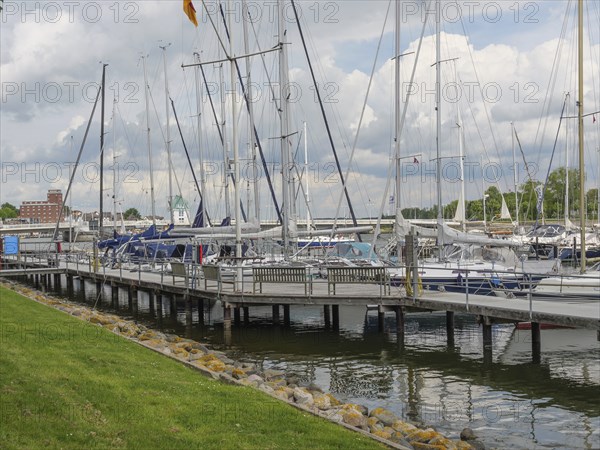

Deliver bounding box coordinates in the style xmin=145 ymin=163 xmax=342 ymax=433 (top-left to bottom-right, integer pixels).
xmin=0 ymin=286 xmax=384 ymax=449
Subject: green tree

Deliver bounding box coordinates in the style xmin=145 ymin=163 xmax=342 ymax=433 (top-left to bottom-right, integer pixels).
xmin=0 ymin=203 xmax=19 ymax=220
xmin=586 ymin=188 xmax=599 ymax=220
xmin=123 ymin=208 xmax=141 ymax=220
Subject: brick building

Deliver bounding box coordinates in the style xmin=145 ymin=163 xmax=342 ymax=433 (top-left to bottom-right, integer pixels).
xmin=19 ymin=189 xmax=64 ymax=223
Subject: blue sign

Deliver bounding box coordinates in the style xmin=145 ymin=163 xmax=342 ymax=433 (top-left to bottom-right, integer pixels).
xmin=3 ymin=236 xmax=19 ymax=255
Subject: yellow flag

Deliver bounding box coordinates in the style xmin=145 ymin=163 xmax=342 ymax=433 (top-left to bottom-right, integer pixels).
xmin=183 ymin=0 xmax=198 ymax=27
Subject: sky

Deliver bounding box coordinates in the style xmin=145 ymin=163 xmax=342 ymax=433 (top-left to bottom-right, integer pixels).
xmin=1 ymin=0 xmax=599 ymax=222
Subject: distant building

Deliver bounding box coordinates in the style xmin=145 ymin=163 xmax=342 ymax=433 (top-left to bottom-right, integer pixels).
xmin=172 ymin=195 xmax=190 ymax=225
xmin=19 ymin=189 xmax=63 ymax=223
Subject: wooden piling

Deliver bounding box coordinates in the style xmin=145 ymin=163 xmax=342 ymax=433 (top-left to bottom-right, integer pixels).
xmin=531 ymin=322 xmax=541 ymax=364
xmin=332 ymin=305 xmax=340 ymax=330
xmin=323 ymin=305 xmax=331 ymax=328
xmin=272 ymin=304 xmax=280 ymax=324
xmin=283 ymin=305 xmax=290 ymax=327
xmin=446 ymin=311 xmax=455 ymax=347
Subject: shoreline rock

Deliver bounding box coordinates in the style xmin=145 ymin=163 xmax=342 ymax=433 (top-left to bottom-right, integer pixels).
xmin=0 ymin=280 xmax=481 ymax=450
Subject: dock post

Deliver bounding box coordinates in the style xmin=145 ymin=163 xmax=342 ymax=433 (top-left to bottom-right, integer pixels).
xmin=377 ymin=307 xmax=385 ymax=332
xmin=79 ymin=277 xmax=85 ymax=294
xmin=95 ymin=281 xmax=102 ymax=298
xmin=54 ymin=273 xmax=61 ymax=289
xmin=531 ymin=322 xmax=541 ymax=364
xmin=185 ymin=295 xmax=193 ymax=338
xmin=169 ymin=295 xmax=177 ymax=317
xmin=34 ymin=274 xmax=40 ymax=288
xmin=395 ymin=306 xmax=405 ymax=347
xmin=127 ymin=285 xmax=134 ymax=311
xmin=66 ymin=275 xmax=74 ymax=293
xmin=446 ymin=311 xmax=455 ymax=347
xmin=323 ymin=305 xmax=331 ymax=328
xmin=234 ymin=306 xmax=241 ymax=326
xmin=283 ymin=305 xmax=290 ymax=327
xmin=223 ymin=304 xmax=232 ymax=345
xmin=148 ymin=290 xmax=156 ymax=317
xmin=197 ymin=298 xmax=205 ymax=326
xmin=482 ymin=316 xmax=493 ymax=364
xmin=156 ymin=292 xmax=163 ymax=323
xmin=110 ymin=283 xmax=118 ymax=309
xmin=332 ymin=305 xmax=340 ymax=330
xmin=243 ymin=306 xmax=249 ymax=324
xmin=272 ymin=305 xmax=280 ymax=325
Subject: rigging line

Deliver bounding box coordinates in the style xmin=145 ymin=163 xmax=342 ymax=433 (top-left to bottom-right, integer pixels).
xmin=171 ymin=98 xmax=212 ymax=227
xmin=371 ymin=0 xmax=431 ymax=249
xmin=536 ymin=98 xmax=568 ymax=228
xmin=291 ymin=0 xmax=361 ymax=235
xmin=53 ymin=84 xmax=102 ymax=241
xmin=329 ymin=0 xmax=392 ymax=241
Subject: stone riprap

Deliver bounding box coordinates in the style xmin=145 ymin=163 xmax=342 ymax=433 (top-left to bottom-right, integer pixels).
xmin=1 ymin=280 xmax=484 ymax=450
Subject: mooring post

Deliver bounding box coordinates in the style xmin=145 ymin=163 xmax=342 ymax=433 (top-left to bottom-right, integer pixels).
xmin=148 ymin=290 xmax=156 ymax=317
xmin=79 ymin=277 xmax=85 ymax=294
xmin=223 ymin=303 xmax=232 ymax=346
xmin=156 ymin=292 xmax=163 ymax=322
xmin=111 ymin=283 xmax=118 ymax=309
xmin=272 ymin=304 xmax=280 ymax=324
xmin=531 ymin=322 xmax=541 ymax=364
xmin=446 ymin=311 xmax=455 ymax=347
xmin=34 ymin=274 xmax=40 ymax=288
xmin=482 ymin=316 xmax=493 ymax=365
xmin=283 ymin=305 xmax=290 ymax=327
xmin=54 ymin=273 xmax=61 ymax=289
xmin=323 ymin=305 xmax=331 ymax=328
xmin=243 ymin=306 xmax=249 ymax=324
xmin=197 ymin=298 xmax=205 ymax=326
xmin=233 ymin=306 xmax=241 ymax=326
xmin=377 ymin=306 xmax=385 ymax=333
xmin=169 ymin=295 xmax=177 ymax=317
xmin=395 ymin=306 xmax=405 ymax=347
xmin=185 ymin=295 xmax=192 ymax=336
xmin=127 ymin=285 xmax=134 ymax=311
xmin=332 ymin=305 xmax=340 ymax=330
xmin=95 ymin=280 xmax=102 ymax=298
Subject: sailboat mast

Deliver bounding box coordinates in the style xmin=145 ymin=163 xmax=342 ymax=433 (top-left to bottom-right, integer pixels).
xmin=99 ymin=63 xmax=107 ymax=236
xmin=435 ymin=0 xmax=444 ymax=256
xmin=242 ymin=0 xmax=260 ymax=224
xmin=142 ymin=55 xmax=157 ymax=226
xmin=304 ymin=121 xmax=310 ymax=231
xmin=278 ymin=0 xmax=292 ymax=257
xmin=194 ymin=53 xmax=207 ymax=227
xmin=219 ymin=62 xmax=231 ymax=219
xmin=161 ymin=44 xmax=175 ymax=225
xmin=112 ymin=97 xmax=117 ymax=231
xmin=394 ymin=0 xmax=403 ymax=258
xmin=512 ymin=122 xmax=519 ymax=227
xmin=577 ymin=0 xmax=586 ymax=271
xmin=565 ymin=93 xmax=570 ymax=227
xmin=227 ymin=0 xmax=242 ymax=264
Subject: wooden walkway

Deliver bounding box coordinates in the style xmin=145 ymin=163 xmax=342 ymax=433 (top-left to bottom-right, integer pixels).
xmin=1 ymin=255 xmax=598 ymax=331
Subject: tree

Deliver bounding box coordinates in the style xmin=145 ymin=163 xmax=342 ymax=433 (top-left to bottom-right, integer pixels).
xmin=586 ymin=188 xmax=599 ymax=220
xmin=0 ymin=202 xmax=19 ymax=220
xmin=123 ymin=207 xmax=141 ymax=220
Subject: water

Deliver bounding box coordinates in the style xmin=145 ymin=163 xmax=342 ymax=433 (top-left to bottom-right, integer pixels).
xmin=38 ymin=276 xmax=600 ymax=449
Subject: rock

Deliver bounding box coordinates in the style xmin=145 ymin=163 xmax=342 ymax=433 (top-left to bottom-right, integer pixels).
xmin=325 ymin=394 xmax=341 ymax=407
xmin=190 ymin=342 xmax=210 ymax=352
xmin=406 ymin=428 xmax=439 ymax=444
xmin=429 ymin=436 xmax=457 ymax=448
xmin=343 ymin=403 xmax=368 ymax=416
xmin=341 ymin=409 xmax=368 ymax=429
xmin=411 ymin=443 xmax=448 ymax=450
xmin=266 ymin=379 xmax=287 ymax=389
xmin=368 ymin=417 xmax=384 ymax=433
xmin=187 ymin=350 xmax=204 ymax=362
xmin=259 ymin=384 xmax=275 ymax=395
xmin=205 ymin=360 xmax=226 ymax=372
xmin=369 ymin=407 xmax=398 ymax=427
xmin=231 ymin=368 xmax=247 ymax=379
xmin=312 ymin=393 xmax=331 ymax=411
xmin=455 ymin=441 xmax=473 ymax=450
xmin=263 ymin=369 xmax=285 ymax=381
xmin=292 ymin=387 xmax=314 ymax=406
xmin=307 ymin=383 xmax=323 ymax=393
xmin=460 ymin=428 xmax=477 ymax=441
xmin=246 ymin=374 xmax=264 ymax=384
xmin=390 ymin=432 xmax=415 ymax=449
xmin=469 ymin=440 xmax=486 ymax=450
xmin=372 ymin=430 xmax=392 ymax=440
xmin=392 ymin=420 xmax=418 ymax=435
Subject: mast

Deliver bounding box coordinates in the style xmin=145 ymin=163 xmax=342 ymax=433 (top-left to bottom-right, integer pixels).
xmin=194 ymin=53 xmax=207 ymax=227
xmin=565 ymin=93 xmax=570 ymax=228
xmin=512 ymin=122 xmax=519 ymax=227
xmin=304 ymin=121 xmax=310 ymax=231
xmin=142 ymin=55 xmax=157 ymax=226
xmin=242 ymin=0 xmax=260 ymax=224
xmin=227 ymin=0 xmax=242 ymax=266
xmin=278 ymin=0 xmax=292 ymax=257
xmin=99 ymin=63 xmax=107 ymax=236
xmin=394 ymin=0 xmax=403 ymax=257
xmin=111 ymin=97 xmax=117 ymax=231
xmin=69 ymin=136 xmax=74 ymax=241
xmin=219 ymin=62 xmax=231 ymax=219
xmin=435 ymin=0 xmax=444 ymax=257
xmin=577 ymin=0 xmax=586 ymax=271
xmin=161 ymin=44 xmax=175 ymax=225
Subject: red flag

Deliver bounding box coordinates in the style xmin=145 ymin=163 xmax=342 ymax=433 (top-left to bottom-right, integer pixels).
xmin=183 ymin=0 xmax=198 ymax=27
xmin=413 ymin=157 xmax=419 ymax=164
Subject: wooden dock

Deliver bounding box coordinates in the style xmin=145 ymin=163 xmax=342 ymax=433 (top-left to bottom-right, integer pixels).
xmin=1 ymin=254 xmax=598 ymax=363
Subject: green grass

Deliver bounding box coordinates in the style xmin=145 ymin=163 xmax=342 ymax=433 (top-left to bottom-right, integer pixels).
xmin=0 ymin=286 xmax=384 ymax=449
